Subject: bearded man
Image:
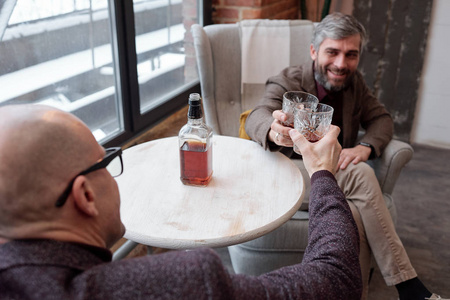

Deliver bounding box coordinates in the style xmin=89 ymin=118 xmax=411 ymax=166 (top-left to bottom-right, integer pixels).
xmin=244 ymin=12 xmax=435 ymax=300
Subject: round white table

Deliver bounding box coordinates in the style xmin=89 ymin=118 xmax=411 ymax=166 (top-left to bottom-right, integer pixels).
xmin=116 ymin=135 xmax=304 ymax=249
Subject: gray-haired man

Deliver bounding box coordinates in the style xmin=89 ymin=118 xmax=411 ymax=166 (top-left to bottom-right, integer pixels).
xmin=245 ymin=12 xmax=438 ymax=300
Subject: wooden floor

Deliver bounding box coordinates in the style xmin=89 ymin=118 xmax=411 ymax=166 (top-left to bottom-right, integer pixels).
xmin=115 ymin=106 xmax=450 ymax=299
xmin=366 ymin=143 xmax=450 ymax=299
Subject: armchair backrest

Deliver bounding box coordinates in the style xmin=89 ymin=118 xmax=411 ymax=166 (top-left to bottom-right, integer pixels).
xmin=192 ymin=20 xmax=414 ymax=196
xmin=192 ymin=20 xmax=314 ymax=137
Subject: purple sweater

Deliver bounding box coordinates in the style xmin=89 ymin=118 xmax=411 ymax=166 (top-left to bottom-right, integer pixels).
xmin=0 ymin=171 xmax=361 ymax=299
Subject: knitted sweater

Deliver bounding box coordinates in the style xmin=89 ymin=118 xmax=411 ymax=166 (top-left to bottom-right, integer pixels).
xmin=0 ymin=171 xmax=361 ymax=299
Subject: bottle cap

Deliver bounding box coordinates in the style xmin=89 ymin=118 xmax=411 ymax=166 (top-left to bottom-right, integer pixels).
xmin=188 ymin=93 xmax=201 ymax=106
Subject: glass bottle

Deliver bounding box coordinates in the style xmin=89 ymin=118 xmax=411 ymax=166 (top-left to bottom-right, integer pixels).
xmin=178 ymin=93 xmax=213 ymax=186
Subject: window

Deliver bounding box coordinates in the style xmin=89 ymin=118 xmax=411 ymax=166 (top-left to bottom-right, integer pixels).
xmin=0 ymin=0 xmax=207 ymax=146
xmin=134 ymin=0 xmax=197 ymax=114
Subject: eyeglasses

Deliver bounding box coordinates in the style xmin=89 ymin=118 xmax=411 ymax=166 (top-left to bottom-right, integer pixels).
xmin=55 ymin=147 xmax=123 ymax=207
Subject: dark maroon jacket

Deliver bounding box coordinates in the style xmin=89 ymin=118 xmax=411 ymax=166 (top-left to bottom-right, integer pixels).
xmin=0 ymin=171 xmax=361 ymax=299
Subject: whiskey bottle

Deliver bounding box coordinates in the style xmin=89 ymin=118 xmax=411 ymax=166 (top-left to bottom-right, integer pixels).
xmin=178 ymin=93 xmax=213 ymax=186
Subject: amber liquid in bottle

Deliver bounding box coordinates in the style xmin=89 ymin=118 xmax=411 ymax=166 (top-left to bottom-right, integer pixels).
xmin=180 ymin=140 xmax=213 ymax=186
xmin=179 ymin=93 xmax=213 ymax=186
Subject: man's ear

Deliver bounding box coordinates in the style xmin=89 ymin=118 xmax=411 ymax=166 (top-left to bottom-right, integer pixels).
xmin=310 ymin=44 xmax=317 ymax=61
xmin=71 ymin=176 xmax=99 ymax=217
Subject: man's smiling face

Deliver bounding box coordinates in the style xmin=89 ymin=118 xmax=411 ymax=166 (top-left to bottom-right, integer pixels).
xmin=310 ymin=34 xmax=361 ymax=92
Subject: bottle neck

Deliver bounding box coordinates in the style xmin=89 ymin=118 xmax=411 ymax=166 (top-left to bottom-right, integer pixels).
xmin=188 ymin=105 xmax=202 ymax=120
xmin=187 ymin=117 xmax=204 ymax=126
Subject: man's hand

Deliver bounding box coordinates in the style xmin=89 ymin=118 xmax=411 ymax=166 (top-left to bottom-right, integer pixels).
xmin=337 ymin=145 xmax=371 ymax=170
xmin=268 ymin=110 xmax=294 ymax=147
xmin=289 ymin=125 xmax=342 ymax=177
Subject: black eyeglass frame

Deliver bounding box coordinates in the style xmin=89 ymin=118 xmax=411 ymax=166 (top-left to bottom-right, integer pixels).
xmin=55 ymin=147 xmax=123 ymax=207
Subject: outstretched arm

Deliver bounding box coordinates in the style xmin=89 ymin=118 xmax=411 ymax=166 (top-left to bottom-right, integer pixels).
xmin=229 ymin=127 xmax=362 ymax=299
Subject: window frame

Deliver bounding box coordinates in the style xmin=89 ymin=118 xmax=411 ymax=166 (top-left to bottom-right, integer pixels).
xmin=102 ymin=0 xmax=211 ymax=148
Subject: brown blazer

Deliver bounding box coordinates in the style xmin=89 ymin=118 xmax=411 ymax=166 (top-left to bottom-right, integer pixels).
xmin=245 ymin=62 xmax=394 ymax=158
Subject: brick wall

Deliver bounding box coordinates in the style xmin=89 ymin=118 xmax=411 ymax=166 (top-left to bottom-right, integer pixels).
xmin=212 ymin=0 xmax=299 ymax=24
xmin=183 ymin=0 xmax=352 ymax=82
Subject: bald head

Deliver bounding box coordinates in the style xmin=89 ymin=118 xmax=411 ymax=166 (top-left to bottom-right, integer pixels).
xmin=0 ymin=105 xmax=102 ymax=235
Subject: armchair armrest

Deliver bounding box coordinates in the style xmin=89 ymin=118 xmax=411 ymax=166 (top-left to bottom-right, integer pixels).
xmin=370 ymin=139 xmax=414 ymax=195
xmin=112 ymin=240 xmax=138 ymax=260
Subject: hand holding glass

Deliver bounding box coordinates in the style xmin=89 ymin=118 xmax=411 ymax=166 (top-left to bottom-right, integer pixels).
xmin=282 ymin=91 xmax=319 ymax=127
xmin=293 ymin=103 xmax=334 ymax=154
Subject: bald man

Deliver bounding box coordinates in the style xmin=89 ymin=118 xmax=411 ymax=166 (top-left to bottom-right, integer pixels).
xmin=0 ymin=105 xmax=362 ymax=299
xmin=0 ymin=105 xmax=124 ymax=248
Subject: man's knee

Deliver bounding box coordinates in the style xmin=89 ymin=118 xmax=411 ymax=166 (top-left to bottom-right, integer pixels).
xmin=336 ymin=162 xmax=379 ymax=198
xmin=336 ymin=162 xmax=376 ymax=184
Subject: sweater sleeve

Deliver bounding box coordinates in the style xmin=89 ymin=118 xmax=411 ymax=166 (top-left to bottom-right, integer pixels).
xmin=74 ymin=172 xmax=361 ymax=300
xmin=229 ymin=170 xmax=362 ymax=300
xmin=74 ymin=248 xmax=235 ymax=300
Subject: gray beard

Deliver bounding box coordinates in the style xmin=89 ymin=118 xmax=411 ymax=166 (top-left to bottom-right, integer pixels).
xmin=314 ymin=67 xmax=353 ymax=92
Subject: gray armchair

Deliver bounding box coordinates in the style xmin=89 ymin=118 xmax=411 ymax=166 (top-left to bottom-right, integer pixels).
xmin=192 ymin=20 xmax=413 ymax=298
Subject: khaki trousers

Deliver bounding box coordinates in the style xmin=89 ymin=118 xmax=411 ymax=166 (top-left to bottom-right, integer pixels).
xmin=297 ymin=161 xmax=417 ymax=298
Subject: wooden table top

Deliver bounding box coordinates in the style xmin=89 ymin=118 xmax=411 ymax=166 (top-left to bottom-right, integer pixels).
xmin=116 ymin=135 xmax=304 ymax=249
